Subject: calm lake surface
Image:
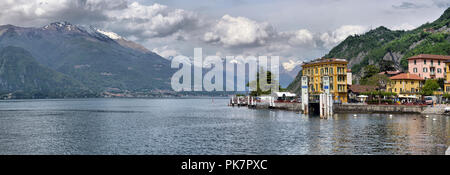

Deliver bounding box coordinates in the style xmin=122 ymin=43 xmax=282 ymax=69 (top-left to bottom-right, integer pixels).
xmin=0 ymin=98 xmax=448 ymax=155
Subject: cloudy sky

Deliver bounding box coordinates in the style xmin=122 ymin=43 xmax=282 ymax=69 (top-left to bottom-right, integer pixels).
xmin=1 ymin=0 xmax=449 ymax=71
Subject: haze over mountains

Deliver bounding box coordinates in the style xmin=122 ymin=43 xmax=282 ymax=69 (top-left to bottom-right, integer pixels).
xmin=0 ymin=22 xmax=175 ymax=98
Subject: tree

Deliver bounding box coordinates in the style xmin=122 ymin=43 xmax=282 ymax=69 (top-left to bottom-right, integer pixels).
xmin=247 ymin=68 xmax=280 ymax=96
xmin=360 ymin=74 xmax=390 ymax=88
xmin=437 ymin=78 xmax=445 ymax=89
xmin=421 ymin=79 xmax=439 ymax=96
xmin=379 ymin=60 xmax=396 ymax=72
xmin=363 ymin=65 xmax=380 ymax=79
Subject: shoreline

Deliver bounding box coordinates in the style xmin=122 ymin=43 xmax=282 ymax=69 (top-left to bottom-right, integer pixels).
xmin=0 ymin=96 xmax=231 ymax=101
xmin=231 ymin=99 xmax=450 ymax=115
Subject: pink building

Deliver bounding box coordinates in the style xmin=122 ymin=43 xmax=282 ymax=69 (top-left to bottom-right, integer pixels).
xmin=408 ymin=54 xmax=450 ymax=79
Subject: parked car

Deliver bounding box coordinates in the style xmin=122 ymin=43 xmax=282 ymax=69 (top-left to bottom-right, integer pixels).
xmin=424 ymin=96 xmax=437 ymax=105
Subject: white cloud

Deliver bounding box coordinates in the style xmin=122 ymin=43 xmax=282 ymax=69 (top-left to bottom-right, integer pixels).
xmin=1 ymin=0 xmax=445 ymax=78
xmin=320 ymin=25 xmax=368 ymax=48
xmin=0 ymin=1 xmax=200 ymax=39
xmin=390 ymin=23 xmax=416 ymax=31
xmin=203 ymin=14 xmax=275 ymax=47
xmin=282 ymin=60 xmax=303 ymax=71
xmin=104 ymin=2 xmax=200 ymax=38
xmin=280 ymin=29 xmax=315 ymax=47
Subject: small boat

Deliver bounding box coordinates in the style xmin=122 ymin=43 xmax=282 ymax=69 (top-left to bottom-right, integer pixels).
xmin=444 ymin=107 xmax=450 ymax=115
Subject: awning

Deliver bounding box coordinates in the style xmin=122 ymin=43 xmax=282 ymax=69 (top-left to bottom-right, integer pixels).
xmin=357 ymin=95 xmax=368 ymax=98
xmin=398 ymin=95 xmax=418 ymax=99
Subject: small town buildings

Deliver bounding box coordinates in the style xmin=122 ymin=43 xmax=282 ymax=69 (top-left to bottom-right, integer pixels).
xmin=271 ymin=92 xmax=297 ymax=101
xmin=348 ymin=85 xmax=379 ymax=103
xmin=387 ymin=73 xmax=424 ymax=95
xmin=444 ymin=60 xmax=450 ymax=93
xmin=407 ymin=54 xmax=450 ymax=79
xmin=1 ymin=93 xmax=13 ymax=100
xmin=302 ymin=58 xmax=348 ymax=103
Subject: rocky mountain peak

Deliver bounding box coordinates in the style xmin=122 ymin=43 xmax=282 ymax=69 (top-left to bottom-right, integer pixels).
xmin=42 ymin=21 xmax=84 ymax=33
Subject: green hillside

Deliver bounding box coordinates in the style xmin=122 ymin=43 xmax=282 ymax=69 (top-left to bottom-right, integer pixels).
xmin=0 ymin=46 xmax=94 ymax=98
xmin=0 ymin=22 xmax=174 ymax=94
xmin=330 ymin=7 xmax=450 ymax=76
xmin=288 ymin=7 xmax=450 ymax=93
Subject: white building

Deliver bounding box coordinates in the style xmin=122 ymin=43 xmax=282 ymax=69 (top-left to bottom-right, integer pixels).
xmin=271 ymin=92 xmax=297 ymax=101
xmin=347 ymin=69 xmax=352 ymax=85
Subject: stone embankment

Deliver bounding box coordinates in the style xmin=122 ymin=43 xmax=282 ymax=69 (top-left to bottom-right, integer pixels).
xmin=334 ymin=104 xmax=450 ymax=115
xmin=334 ymin=104 xmax=426 ymax=114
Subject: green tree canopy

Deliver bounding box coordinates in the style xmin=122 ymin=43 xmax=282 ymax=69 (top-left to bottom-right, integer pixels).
xmin=360 ymin=74 xmax=390 ymax=87
xmin=379 ymin=60 xmax=397 ymax=72
xmin=247 ymin=68 xmax=280 ymax=96
xmin=421 ymin=79 xmax=440 ymax=96
xmin=363 ymin=65 xmax=380 ymax=79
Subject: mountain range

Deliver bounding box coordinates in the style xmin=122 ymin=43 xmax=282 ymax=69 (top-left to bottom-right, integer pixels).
xmin=288 ymin=7 xmax=450 ymax=94
xmin=0 ymin=22 xmax=174 ymax=98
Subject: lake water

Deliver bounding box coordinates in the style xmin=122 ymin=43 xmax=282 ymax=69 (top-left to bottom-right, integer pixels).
xmin=0 ymin=98 xmax=448 ymax=155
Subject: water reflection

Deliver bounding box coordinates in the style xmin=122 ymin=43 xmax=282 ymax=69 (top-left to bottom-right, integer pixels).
xmin=0 ymin=98 xmax=448 ymax=155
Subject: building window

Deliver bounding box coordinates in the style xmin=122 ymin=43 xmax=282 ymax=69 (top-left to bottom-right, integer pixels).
xmin=438 ymin=60 xmax=441 ymax=65
xmin=431 ymin=60 xmax=434 ymax=66
xmin=411 ymin=81 xmax=414 ymax=85
xmin=413 ymin=68 xmax=417 ymax=73
xmin=423 ymin=68 xmax=428 ymax=72
xmin=438 ymin=68 xmax=442 ymax=73
xmin=424 ymin=60 xmax=426 ymax=64
xmin=414 ymin=60 xmax=416 ymax=65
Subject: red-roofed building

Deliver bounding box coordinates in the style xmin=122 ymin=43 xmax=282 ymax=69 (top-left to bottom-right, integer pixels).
xmin=387 ymin=73 xmax=424 ymax=95
xmin=407 ymin=54 xmax=450 ymax=79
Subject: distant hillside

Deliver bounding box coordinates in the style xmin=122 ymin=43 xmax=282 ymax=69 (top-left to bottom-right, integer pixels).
xmin=0 ymin=22 xmax=174 ymax=94
xmin=0 ymin=46 xmax=93 ymax=98
xmin=328 ymin=7 xmax=450 ymax=80
xmin=288 ymin=7 xmax=450 ymax=93
xmin=325 ymin=26 xmax=406 ymax=72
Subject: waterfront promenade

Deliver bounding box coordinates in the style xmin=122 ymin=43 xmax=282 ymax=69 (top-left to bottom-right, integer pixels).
xmin=230 ymin=96 xmax=450 ymax=115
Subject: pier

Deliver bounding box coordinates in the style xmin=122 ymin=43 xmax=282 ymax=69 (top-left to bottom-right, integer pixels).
xmin=229 ymin=95 xmax=302 ymax=111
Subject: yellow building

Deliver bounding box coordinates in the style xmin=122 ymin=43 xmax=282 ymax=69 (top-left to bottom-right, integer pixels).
xmin=387 ymin=73 xmax=424 ymax=95
xmin=301 ymin=58 xmax=348 ymax=103
xmin=444 ymin=60 xmax=450 ymax=93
